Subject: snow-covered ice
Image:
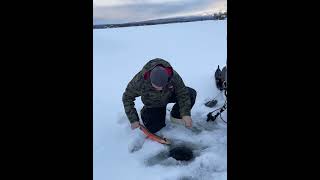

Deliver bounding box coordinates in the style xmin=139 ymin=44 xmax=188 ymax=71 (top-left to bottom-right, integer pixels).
xmin=94 ymin=20 xmax=227 ymax=180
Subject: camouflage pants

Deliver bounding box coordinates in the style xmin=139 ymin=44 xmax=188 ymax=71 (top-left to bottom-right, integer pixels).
xmin=141 ymin=87 xmax=197 ymax=133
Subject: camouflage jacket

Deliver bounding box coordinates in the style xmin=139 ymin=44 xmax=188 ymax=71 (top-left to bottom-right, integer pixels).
xmin=122 ymin=58 xmax=191 ymax=123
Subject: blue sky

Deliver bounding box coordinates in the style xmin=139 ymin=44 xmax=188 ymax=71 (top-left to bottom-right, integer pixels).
xmin=93 ymin=0 xmax=227 ymax=24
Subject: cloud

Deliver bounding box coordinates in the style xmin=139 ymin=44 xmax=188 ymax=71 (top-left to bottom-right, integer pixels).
xmin=93 ymin=0 xmax=189 ymax=7
xmin=93 ymin=0 xmax=226 ymax=24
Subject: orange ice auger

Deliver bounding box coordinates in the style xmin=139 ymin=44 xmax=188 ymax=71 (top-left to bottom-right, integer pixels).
xmin=139 ymin=125 xmax=171 ymax=145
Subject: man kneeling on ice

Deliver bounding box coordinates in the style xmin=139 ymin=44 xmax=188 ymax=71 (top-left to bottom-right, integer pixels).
xmin=122 ymin=58 xmax=197 ymax=133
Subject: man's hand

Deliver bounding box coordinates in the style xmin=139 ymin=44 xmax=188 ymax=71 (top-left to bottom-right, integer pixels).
xmin=131 ymin=121 xmax=140 ymax=130
xmin=182 ymin=116 xmax=192 ymax=128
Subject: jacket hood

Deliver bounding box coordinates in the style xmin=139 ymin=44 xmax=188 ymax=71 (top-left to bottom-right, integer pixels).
xmin=142 ymin=58 xmax=173 ymax=80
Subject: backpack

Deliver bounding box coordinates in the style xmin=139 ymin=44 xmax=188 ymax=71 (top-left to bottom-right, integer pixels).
xmin=215 ymin=65 xmax=227 ymax=91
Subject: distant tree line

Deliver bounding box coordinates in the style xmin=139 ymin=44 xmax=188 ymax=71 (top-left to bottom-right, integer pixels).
xmin=212 ymin=12 xmax=227 ymax=20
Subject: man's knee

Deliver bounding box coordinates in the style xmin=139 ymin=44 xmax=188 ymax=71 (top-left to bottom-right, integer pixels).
xmin=141 ymin=107 xmax=166 ymax=133
xmin=186 ymin=87 xmax=197 ymax=104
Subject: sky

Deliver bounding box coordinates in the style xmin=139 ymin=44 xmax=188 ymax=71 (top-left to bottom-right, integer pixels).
xmin=93 ymin=0 xmax=227 ymax=24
